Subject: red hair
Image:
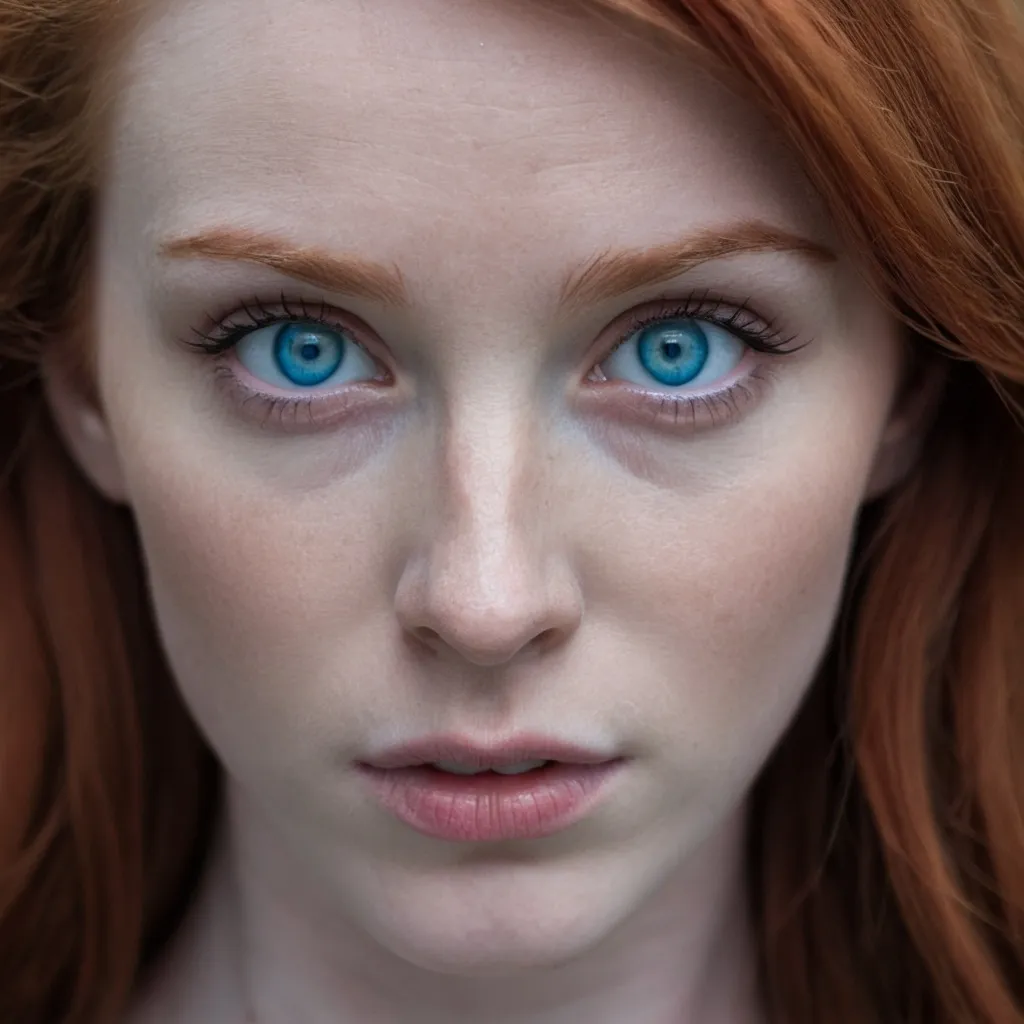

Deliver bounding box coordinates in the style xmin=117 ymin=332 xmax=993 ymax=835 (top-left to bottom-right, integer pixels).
xmin=1 ymin=0 xmax=1022 ymax=1020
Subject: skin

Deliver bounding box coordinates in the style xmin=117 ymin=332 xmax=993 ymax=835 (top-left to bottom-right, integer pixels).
xmin=46 ymin=0 xmax=941 ymax=1020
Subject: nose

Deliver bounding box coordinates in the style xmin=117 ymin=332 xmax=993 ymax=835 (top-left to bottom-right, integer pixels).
xmin=393 ymin=422 xmax=582 ymax=668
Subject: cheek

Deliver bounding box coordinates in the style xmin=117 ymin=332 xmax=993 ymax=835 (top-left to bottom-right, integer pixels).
xmin=588 ymin=434 xmax=874 ymax=785
xmin=695 ymin=471 xmax=854 ymax=657
xmin=113 ymin=434 xmax=397 ymax=757
xmin=583 ymin=324 xmax=901 ymax=776
xmin=94 ymin=311 xmax=400 ymax=723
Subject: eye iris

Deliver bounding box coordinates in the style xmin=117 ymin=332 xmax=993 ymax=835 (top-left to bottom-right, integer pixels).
xmin=273 ymin=323 xmax=345 ymax=386
xmin=636 ymin=321 xmax=709 ymax=387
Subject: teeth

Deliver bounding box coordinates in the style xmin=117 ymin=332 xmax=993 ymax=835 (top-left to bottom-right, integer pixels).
xmin=492 ymin=759 xmax=550 ymax=775
xmin=431 ymin=759 xmax=550 ymax=776
xmin=432 ymin=761 xmax=488 ymax=775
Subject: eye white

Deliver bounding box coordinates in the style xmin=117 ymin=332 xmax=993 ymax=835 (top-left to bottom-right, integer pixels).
xmin=235 ymin=322 xmax=378 ymax=390
xmin=601 ymin=319 xmax=746 ymax=391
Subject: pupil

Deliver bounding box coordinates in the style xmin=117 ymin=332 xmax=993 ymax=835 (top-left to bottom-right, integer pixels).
xmin=636 ymin=322 xmax=708 ymax=388
xmin=299 ymin=342 xmax=321 ymax=361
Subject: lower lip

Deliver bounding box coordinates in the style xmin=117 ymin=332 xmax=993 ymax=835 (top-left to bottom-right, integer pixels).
xmin=356 ymin=760 xmax=625 ymax=842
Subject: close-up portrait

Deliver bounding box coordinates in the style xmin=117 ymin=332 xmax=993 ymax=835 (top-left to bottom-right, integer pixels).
xmin=1 ymin=0 xmax=1023 ymax=1021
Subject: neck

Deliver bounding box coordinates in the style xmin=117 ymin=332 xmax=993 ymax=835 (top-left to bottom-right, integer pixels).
xmin=130 ymin=791 xmax=766 ymax=1024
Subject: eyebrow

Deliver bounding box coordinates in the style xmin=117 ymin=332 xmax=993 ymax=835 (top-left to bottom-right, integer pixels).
xmin=160 ymin=227 xmax=409 ymax=305
xmin=558 ymin=220 xmax=836 ymax=315
xmin=158 ymin=219 xmax=836 ymax=314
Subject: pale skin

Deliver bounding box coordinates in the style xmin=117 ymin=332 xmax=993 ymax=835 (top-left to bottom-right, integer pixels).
xmin=45 ymin=0 xmax=943 ymax=1021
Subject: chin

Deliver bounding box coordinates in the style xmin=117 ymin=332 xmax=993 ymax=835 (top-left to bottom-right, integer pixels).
xmin=346 ymin=854 xmax=646 ymax=977
xmin=373 ymin=915 xmax=610 ymax=977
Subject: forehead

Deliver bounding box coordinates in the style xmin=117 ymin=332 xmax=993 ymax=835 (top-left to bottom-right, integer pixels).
xmin=105 ymin=0 xmax=832 ymax=274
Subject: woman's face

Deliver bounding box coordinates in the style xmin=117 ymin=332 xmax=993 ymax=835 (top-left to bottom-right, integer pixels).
xmin=61 ymin=0 xmax=914 ymax=975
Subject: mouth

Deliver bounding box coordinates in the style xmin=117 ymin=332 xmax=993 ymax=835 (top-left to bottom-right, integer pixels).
xmin=354 ymin=732 xmax=626 ymax=841
xmin=357 ymin=733 xmax=618 ymax=772
xmin=426 ymin=758 xmax=553 ymax=776
xmin=355 ymin=758 xmax=627 ymax=842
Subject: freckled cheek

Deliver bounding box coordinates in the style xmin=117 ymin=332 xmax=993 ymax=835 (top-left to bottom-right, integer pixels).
xmin=122 ymin=465 xmax=387 ymax=717
xmin=708 ymin=499 xmax=853 ymax=678
xmin=608 ymin=473 xmax=861 ymax=731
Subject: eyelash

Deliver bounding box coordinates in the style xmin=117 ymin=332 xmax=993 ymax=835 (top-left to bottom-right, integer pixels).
xmin=188 ymin=293 xmax=345 ymax=355
xmin=609 ymin=290 xmax=800 ymax=357
xmin=184 ymin=291 xmax=806 ymax=431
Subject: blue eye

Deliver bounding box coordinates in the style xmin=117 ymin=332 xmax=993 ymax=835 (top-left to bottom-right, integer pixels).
xmin=637 ymin=321 xmax=708 ymax=386
xmin=235 ymin=321 xmax=378 ymax=390
xmin=274 ymin=324 xmax=344 ymax=386
xmin=601 ymin=317 xmax=746 ymax=391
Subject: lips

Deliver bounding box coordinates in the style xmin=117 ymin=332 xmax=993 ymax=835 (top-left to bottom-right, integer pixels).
xmin=355 ymin=733 xmax=626 ymax=841
xmin=356 ymin=759 xmax=626 ymax=842
xmin=356 ymin=733 xmax=618 ymax=771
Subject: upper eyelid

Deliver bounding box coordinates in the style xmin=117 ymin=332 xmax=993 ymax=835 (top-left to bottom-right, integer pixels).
xmin=188 ymin=294 xmax=796 ymax=434
xmin=191 ymin=296 xmax=385 ymax=359
xmin=597 ymin=296 xmax=800 ymax=361
xmin=191 ymin=291 xmax=800 ymax=368
xmin=202 ymin=295 xmax=342 ymax=337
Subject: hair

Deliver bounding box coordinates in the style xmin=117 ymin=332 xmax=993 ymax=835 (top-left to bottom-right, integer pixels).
xmin=1 ymin=0 xmax=1023 ymax=1020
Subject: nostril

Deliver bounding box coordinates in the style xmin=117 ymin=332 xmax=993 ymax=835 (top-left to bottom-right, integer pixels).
xmin=529 ymin=628 xmax=561 ymax=653
xmin=408 ymin=627 xmax=442 ymax=655
xmin=407 ymin=625 xmax=563 ymax=661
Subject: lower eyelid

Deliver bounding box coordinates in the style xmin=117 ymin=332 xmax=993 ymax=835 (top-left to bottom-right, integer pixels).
xmin=578 ymin=363 xmax=777 ymax=434
xmin=210 ymin=363 xmax=397 ymax=432
xmin=590 ymin=344 xmax=755 ymax=393
xmin=205 ymin=336 xmax=775 ymax=435
xmin=225 ymin=339 xmax=391 ymax=391
xmin=226 ymin=355 xmax=345 ymax=398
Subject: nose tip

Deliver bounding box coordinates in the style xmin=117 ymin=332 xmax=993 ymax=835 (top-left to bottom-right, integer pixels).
xmin=395 ymin=545 xmax=583 ymax=668
xmin=407 ymin=621 xmax=568 ymax=666
xmin=393 ymin=425 xmax=583 ymax=668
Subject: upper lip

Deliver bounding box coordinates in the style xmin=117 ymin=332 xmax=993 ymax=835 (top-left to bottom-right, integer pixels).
xmin=358 ymin=734 xmax=619 ymax=770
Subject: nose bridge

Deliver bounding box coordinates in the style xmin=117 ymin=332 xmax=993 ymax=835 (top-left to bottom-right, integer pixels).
xmin=446 ymin=397 xmax=536 ymax=561
xmin=395 ymin=396 xmax=580 ymax=667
